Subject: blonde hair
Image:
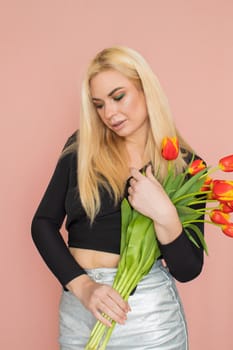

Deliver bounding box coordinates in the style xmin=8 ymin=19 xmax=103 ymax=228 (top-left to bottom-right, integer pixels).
xmin=71 ymin=46 xmax=192 ymax=222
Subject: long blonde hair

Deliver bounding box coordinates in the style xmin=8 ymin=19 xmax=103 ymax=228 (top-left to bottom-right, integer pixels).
xmin=73 ymin=46 xmax=192 ymax=222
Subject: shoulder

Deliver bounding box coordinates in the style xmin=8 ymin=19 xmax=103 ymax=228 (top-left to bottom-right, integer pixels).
xmin=56 ymin=130 xmax=78 ymax=171
xmin=181 ymin=148 xmax=205 ymax=165
xmin=62 ymin=130 xmax=79 ymax=151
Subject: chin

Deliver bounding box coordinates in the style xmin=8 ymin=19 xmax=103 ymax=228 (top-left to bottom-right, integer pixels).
xmin=113 ymin=129 xmax=131 ymax=138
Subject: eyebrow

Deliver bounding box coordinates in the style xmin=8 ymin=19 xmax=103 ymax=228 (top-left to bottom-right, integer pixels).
xmin=92 ymin=87 xmax=124 ymax=101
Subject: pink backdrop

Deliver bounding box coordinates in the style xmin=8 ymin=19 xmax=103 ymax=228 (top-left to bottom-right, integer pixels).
xmin=1 ymin=1 xmax=232 ymax=349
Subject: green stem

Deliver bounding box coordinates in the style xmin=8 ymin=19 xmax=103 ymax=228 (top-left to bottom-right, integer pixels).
xmin=191 ymin=207 xmax=220 ymax=213
xmin=204 ymin=166 xmax=219 ymax=176
xmin=112 ymin=268 xmax=128 ymax=289
xmin=187 ymin=199 xmax=218 ymax=206
xmin=84 ymin=328 xmax=103 ymax=349
xmin=95 ymin=266 xmax=144 ymax=350
xmin=85 ymin=319 xmax=110 ymax=349
xmin=172 ymin=190 xmax=210 ymax=204
xmin=183 ymin=219 xmax=221 ymax=227
xmin=114 ymin=266 xmax=136 ymax=296
xmin=98 ymin=322 xmax=116 ymax=350
xmin=87 ymin=267 xmax=141 ymax=350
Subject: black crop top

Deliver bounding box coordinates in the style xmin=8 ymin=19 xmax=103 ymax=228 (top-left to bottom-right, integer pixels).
xmin=31 ymin=132 xmax=205 ymax=288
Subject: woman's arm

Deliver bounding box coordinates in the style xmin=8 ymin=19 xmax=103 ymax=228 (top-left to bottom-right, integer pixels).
xmin=31 ymin=150 xmax=88 ymax=287
xmin=127 ymin=165 xmax=204 ymax=282
xmin=157 ymin=217 xmax=204 ymax=282
xmin=31 ymin=137 xmax=130 ymax=325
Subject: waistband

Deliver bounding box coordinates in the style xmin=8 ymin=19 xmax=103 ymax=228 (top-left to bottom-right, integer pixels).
xmin=84 ymin=259 xmax=164 ymax=282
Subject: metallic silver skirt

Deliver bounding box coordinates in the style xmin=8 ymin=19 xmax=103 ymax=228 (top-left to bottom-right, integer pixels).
xmin=59 ymin=260 xmax=188 ymax=350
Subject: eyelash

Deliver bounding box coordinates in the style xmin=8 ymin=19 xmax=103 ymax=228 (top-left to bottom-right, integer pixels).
xmin=114 ymin=93 xmax=125 ymax=101
xmin=95 ymin=93 xmax=125 ymax=109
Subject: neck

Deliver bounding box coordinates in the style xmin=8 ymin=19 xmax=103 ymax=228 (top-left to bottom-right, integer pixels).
xmin=124 ymin=138 xmax=148 ymax=170
xmin=124 ymin=125 xmax=148 ymax=151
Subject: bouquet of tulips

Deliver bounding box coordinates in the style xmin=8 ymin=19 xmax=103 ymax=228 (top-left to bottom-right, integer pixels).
xmin=85 ymin=137 xmax=233 ymax=350
xmin=160 ymin=137 xmax=233 ymax=239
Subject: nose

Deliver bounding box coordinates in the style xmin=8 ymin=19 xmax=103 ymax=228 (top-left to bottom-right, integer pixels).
xmin=104 ymin=100 xmax=117 ymax=120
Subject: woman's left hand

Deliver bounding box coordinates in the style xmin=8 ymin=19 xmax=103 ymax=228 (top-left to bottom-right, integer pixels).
xmin=128 ymin=165 xmax=182 ymax=243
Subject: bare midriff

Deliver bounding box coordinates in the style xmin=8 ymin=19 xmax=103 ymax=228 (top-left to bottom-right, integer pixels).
xmin=69 ymin=247 xmax=120 ymax=269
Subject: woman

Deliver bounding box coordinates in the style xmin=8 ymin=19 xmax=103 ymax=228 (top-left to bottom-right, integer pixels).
xmin=31 ymin=46 xmax=204 ymax=349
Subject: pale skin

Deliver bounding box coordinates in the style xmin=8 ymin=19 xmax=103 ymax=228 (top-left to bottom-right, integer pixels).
xmin=66 ymin=69 xmax=182 ymax=327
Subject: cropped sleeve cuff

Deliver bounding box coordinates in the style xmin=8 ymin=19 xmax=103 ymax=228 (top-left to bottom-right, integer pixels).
xmin=157 ymin=230 xmax=204 ymax=282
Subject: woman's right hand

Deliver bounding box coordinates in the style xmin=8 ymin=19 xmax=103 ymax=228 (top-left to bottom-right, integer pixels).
xmin=66 ymin=275 xmax=130 ymax=327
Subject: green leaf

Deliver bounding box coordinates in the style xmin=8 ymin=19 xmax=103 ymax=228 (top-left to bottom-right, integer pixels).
xmin=120 ymin=199 xmax=133 ymax=255
xmin=163 ymin=164 xmax=175 ymax=188
xmin=171 ymin=168 xmax=207 ymax=201
xmin=184 ymin=223 xmax=208 ymax=255
xmin=176 ymin=205 xmax=203 ymax=223
xmin=123 ymin=212 xmax=153 ymax=267
xmin=175 ymin=193 xmax=207 ymax=207
xmin=164 ymin=172 xmax=186 ymax=193
xmin=184 ymin=227 xmax=200 ymax=248
xmin=164 ymin=152 xmax=196 ymax=197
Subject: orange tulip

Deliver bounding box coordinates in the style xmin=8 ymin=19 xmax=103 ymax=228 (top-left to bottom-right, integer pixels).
xmin=227 ymin=201 xmax=233 ymax=210
xmin=222 ymin=224 xmax=233 ymax=238
xmin=211 ymin=180 xmax=233 ymax=202
xmin=219 ymin=202 xmax=233 ymax=213
xmin=161 ymin=137 xmax=179 ymax=160
xmin=201 ymin=176 xmax=212 ymax=192
xmin=210 ymin=210 xmax=230 ymax=225
xmin=219 ymin=154 xmax=233 ymax=172
xmin=188 ymin=159 xmax=206 ymax=175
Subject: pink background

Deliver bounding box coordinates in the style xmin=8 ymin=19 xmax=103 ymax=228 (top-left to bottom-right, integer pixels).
xmin=1 ymin=1 xmax=233 ymax=349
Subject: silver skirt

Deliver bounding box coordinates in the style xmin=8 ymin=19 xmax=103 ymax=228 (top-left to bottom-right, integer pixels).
xmin=59 ymin=260 xmax=188 ymax=350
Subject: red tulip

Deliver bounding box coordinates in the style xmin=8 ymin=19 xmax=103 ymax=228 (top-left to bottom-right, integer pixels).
xmin=227 ymin=201 xmax=233 ymax=210
xmin=211 ymin=180 xmax=233 ymax=202
xmin=188 ymin=159 xmax=206 ymax=175
xmin=201 ymin=176 xmax=212 ymax=192
xmin=221 ymin=224 xmax=233 ymax=238
xmin=161 ymin=137 xmax=179 ymax=160
xmin=219 ymin=154 xmax=233 ymax=172
xmin=210 ymin=209 xmax=230 ymax=225
xmin=219 ymin=202 xmax=233 ymax=213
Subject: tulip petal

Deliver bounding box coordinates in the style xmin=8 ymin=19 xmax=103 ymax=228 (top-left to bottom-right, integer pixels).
xmin=222 ymin=224 xmax=233 ymax=238
xmin=161 ymin=137 xmax=179 ymax=160
xmin=188 ymin=159 xmax=206 ymax=175
xmin=211 ymin=180 xmax=233 ymax=202
xmin=219 ymin=154 xmax=233 ymax=172
xmin=210 ymin=209 xmax=230 ymax=225
xmin=219 ymin=202 xmax=233 ymax=213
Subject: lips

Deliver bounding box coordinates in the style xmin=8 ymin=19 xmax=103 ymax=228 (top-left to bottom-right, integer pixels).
xmin=110 ymin=119 xmax=126 ymax=130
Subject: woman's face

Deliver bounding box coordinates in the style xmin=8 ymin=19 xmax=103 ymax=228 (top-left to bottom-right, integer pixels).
xmin=90 ymin=69 xmax=149 ymax=142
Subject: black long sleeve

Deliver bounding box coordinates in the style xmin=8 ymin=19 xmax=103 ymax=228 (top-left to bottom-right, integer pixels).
xmin=157 ymin=166 xmax=205 ymax=282
xmin=158 ymin=225 xmax=204 ymax=282
xmin=31 ymin=151 xmax=87 ymax=287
